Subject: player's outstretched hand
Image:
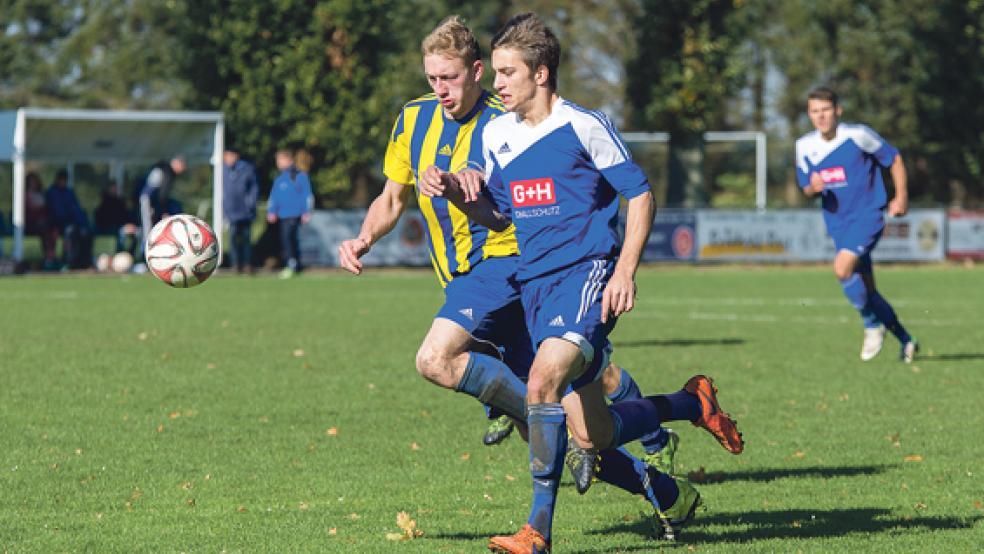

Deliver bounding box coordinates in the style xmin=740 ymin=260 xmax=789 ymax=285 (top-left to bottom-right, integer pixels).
xmin=454 ymin=168 xmax=485 ymax=203
xmin=601 ymin=272 xmax=636 ymax=323
xmin=338 ymin=236 xmax=370 ymax=275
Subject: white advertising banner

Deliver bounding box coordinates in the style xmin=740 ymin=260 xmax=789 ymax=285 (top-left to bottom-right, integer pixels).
xmin=946 ymin=210 xmax=984 ymax=259
xmin=299 ymin=209 xmax=431 ymax=267
xmin=696 ymin=209 xmax=945 ymax=262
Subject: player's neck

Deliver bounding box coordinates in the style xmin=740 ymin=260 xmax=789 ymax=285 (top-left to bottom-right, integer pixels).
xmin=820 ymin=123 xmax=839 ymax=141
xmin=517 ymin=92 xmax=558 ymax=127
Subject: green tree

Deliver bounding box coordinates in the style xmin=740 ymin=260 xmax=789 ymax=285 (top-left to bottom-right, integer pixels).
xmin=624 ymin=0 xmax=745 ymax=207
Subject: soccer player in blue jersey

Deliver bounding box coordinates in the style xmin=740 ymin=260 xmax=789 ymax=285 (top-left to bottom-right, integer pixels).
xmin=422 ymin=13 xmax=745 ymax=552
xmin=796 ymin=87 xmax=918 ymax=362
xmin=339 ymin=15 xmax=684 ymax=512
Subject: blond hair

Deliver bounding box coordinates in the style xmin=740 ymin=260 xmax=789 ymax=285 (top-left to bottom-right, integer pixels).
xmin=491 ymin=12 xmax=560 ymax=90
xmin=421 ymin=15 xmax=480 ymax=65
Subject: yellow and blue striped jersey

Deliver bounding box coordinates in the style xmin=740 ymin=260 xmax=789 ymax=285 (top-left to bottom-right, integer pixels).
xmin=384 ymin=90 xmax=518 ymax=287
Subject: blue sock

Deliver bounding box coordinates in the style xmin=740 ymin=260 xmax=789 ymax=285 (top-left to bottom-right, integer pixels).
xmin=606 ymin=367 xmax=668 ymax=453
xmin=869 ymin=291 xmax=911 ymax=343
xmin=595 ymin=447 xmax=679 ymax=509
xmin=527 ymin=403 xmax=566 ymax=541
xmin=860 ymin=305 xmax=881 ymax=328
xmin=456 ymin=352 xmax=527 ymax=422
xmin=840 ymin=273 xmax=869 ymax=312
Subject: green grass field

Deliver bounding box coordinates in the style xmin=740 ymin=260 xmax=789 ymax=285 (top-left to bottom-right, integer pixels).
xmin=2 ymin=265 xmax=982 ymax=553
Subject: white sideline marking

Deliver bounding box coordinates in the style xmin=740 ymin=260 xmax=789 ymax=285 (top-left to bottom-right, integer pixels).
xmin=634 ymin=310 xmax=960 ymax=327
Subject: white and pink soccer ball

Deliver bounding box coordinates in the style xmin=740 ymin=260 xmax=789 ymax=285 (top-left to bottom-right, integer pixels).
xmin=145 ymin=214 xmax=219 ymax=288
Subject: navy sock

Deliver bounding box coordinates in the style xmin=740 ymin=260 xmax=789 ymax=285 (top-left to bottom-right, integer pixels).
xmin=860 ymin=305 xmax=881 ymax=328
xmin=608 ymin=399 xmax=662 ymax=447
xmin=526 ymin=403 xmax=566 ymax=541
xmin=595 ymin=447 xmax=679 ymax=510
xmin=605 ymin=367 xmax=668 ymax=453
xmin=646 ymin=389 xmax=701 ymax=423
xmin=456 ymin=352 xmax=527 ymax=422
xmin=869 ymin=291 xmax=911 ymax=343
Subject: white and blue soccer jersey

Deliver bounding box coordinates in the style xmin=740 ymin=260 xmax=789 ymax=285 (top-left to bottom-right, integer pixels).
xmin=795 ymin=123 xmax=898 ymax=234
xmin=481 ymin=98 xmax=651 ymax=281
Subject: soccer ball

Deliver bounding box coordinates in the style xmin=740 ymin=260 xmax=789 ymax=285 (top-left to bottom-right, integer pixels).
xmin=145 ymin=214 xmax=219 ymax=288
xmin=111 ymin=251 xmax=134 ymax=273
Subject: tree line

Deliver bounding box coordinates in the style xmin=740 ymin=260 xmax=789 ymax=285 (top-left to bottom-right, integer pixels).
xmin=2 ymin=0 xmax=981 ymax=206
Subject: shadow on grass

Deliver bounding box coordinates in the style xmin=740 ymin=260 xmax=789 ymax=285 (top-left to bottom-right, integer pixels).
xmin=913 ymin=352 xmax=984 ymax=362
xmin=686 ymin=464 xmax=893 ymax=485
xmin=615 ymin=338 xmax=746 ymax=348
xmin=587 ymin=507 xmax=982 ymax=546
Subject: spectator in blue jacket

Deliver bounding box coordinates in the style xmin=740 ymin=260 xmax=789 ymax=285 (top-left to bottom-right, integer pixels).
xmin=222 ymin=146 xmax=259 ymax=274
xmin=46 ymin=169 xmax=92 ymax=269
xmin=267 ymin=149 xmax=314 ymax=278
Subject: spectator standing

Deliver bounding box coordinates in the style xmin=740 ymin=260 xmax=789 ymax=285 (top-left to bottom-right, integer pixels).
xmin=266 ymin=149 xmax=313 ymax=279
xmin=222 ymin=146 xmax=259 ymax=274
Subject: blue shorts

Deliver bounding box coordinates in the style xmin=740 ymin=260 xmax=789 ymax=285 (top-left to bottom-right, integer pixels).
xmin=832 ymin=225 xmax=883 ymax=259
xmin=437 ymin=255 xmax=533 ymax=380
xmin=521 ymin=258 xmax=616 ymax=391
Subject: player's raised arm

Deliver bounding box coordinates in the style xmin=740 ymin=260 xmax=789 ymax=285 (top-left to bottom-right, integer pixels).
xmin=338 ymin=179 xmax=412 ymax=275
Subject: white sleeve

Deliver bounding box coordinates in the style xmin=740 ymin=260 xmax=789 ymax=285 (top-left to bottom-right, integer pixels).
xmin=572 ymin=110 xmax=631 ymax=170
xmin=848 ymin=124 xmax=885 ymax=154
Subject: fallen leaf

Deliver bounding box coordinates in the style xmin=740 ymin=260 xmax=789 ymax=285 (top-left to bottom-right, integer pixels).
xmin=180 ymin=482 xmax=193 ymax=490
xmin=460 ymin=453 xmax=471 ymax=461
xmin=326 ymin=427 xmax=338 ymax=436
xmin=168 ymin=412 xmax=181 ymax=420
xmin=904 ymin=455 xmax=923 ymax=462
xmin=793 ymin=451 xmax=806 ymax=459
xmin=328 ymin=527 xmax=337 ymax=536
xmin=299 ymin=502 xmax=309 ymax=510
xmin=973 ymin=500 xmax=983 ymax=510
xmin=156 ymin=424 xmax=165 ymax=433
xmin=348 ymin=513 xmax=360 ymax=520
xmin=221 ymin=320 xmax=229 ymax=328
xmin=483 ymin=493 xmax=493 ymax=501
xmin=914 ymin=502 xmax=927 ymax=510
xmin=838 ymin=393 xmax=849 ymax=401
xmin=388 ymin=511 xmax=423 ymax=540
xmin=206 ymin=363 xmax=217 ymax=369
xmin=293 ymin=349 xmax=305 ymax=358
xmin=186 ymin=498 xmax=196 ymax=507
xmin=410 ymin=442 xmax=421 ymax=451
xmin=236 ymin=506 xmax=247 ymax=513
xmin=385 ymin=533 xmax=404 ymax=541
xmin=367 ymin=383 xmax=376 ymax=390
xmin=791 ymin=520 xmax=802 ymax=528
xmin=258 ymin=416 xmax=269 ymax=423
xmin=505 ymin=474 xmax=517 ymax=481
xmin=138 ymin=332 xmax=148 ymax=341
xmin=75 ymin=448 xmax=83 ymax=456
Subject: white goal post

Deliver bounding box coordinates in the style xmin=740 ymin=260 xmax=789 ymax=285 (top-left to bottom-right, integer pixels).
xmin=622 ymin=131 xmax=767 ymax=211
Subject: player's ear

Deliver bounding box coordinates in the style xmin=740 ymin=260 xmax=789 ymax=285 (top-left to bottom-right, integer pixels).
xmin=471 ymin=59 xmax=484 ymax=82
xmin=835 ymin=105 xmax=843 ymax=119
xmin=534 ymin=65 xmax=549 ymax=86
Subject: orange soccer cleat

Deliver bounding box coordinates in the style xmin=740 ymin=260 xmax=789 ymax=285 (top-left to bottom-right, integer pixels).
xmin=684 ymin=375 xmax=744 ymax=454
xmin=488 ymin=524 xmax=550 ymax=554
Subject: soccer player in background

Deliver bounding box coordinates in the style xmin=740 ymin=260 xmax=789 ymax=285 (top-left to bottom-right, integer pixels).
xmin=421 ymin=13 xmax=744 ymax=552
xmin=796 ymin=87 xmax=918 ymax=362
xmin=338 ymin=14 xmax=686 ymax=531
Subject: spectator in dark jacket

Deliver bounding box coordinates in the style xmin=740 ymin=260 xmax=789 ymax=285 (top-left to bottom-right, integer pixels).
xmin=222 ymin=146 xmax=259 ymax=273
xmin=45 ymin=169 xmax=92 ymax=269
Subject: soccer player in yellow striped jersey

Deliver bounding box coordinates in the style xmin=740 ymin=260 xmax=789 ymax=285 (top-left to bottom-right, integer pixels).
xmin=383 ymin=90 xmax=516 ymax=285
xmin=338 ymin=16 xmax=676 ymax=483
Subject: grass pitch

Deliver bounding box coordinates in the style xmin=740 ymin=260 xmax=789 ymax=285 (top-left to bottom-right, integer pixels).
xmin=1 ymin=264 xmax=982 ymax=553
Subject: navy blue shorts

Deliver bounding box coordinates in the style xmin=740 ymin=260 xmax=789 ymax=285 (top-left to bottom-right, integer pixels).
xmin=521 ymin=258 xmax=616 ymax=391
xmin=437 ymin=255 xmax=533 ymax=380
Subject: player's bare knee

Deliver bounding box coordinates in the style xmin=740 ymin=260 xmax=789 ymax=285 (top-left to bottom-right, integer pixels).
xmin=834 ymin=265 xmax=852 ymax=281
xmin=414 ymin=344 xmax=453 ymax=388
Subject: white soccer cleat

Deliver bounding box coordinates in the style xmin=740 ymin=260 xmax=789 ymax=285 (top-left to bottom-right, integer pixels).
xmin=860 ymin=326 xmax=886 ymax=361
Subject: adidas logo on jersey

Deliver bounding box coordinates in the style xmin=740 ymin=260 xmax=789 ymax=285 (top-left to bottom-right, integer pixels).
xmin=439 ymin=144 xmax=452 ymax=156
xmin=498 ymin=143 xmax=511 ymax=154
xmin=459 ymin=308 xmax=474 ymax=320
xmin=548 ymin=315 xmax=565 ymax=327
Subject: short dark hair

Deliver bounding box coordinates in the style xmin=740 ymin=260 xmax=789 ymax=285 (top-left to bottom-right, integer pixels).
xmin=492 ymin=12 xmax=561 ymax=90
xmin=807 ymin=86 xmax=839 ymax=106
